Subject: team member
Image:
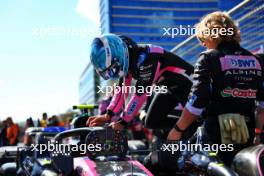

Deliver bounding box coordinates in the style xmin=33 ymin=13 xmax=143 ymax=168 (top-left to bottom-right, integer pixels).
xmin=256 ymin=53 xmax=264 ymax=144
xmin=167 ymin=11 xmax=264 ymax=165
xmin=40 ymin=112 xmax=48 ymax=127
xmin=87 ymin=34 xmax=194 ymax=131
xmin=6 ymin=117 xmax=19 ymax=146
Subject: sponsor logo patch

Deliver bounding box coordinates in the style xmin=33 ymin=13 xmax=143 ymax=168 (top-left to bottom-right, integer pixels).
xmin=188 ymin=94 xmax=197 ymax=105
xmin=137 ymin=52 xmax=147 ymax=67
xmin=127 ymin=101 xmax=137 ymax=115
xmin=220 ymin=55 xmax=261 ymax=71
xmin=221 ymin=87 xmax=256 ymax=98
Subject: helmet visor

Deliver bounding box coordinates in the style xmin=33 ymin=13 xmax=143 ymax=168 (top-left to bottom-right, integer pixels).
xmin=97 ymin=61 xmax=121 ymax=80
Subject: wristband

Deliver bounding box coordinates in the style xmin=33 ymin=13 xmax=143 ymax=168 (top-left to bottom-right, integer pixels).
xmin=119 ymin=119 xmax=129 ymax=128
xmin=106 ymin=109 xmax=115 ymax=117
xmin=174 ymin=124 xmax=184 ymax=133
xmin=255 ymin=128 xmax=262 ymax=135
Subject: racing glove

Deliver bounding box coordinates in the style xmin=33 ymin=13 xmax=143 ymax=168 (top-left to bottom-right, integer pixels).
xmin=218 ymin=114 xmax=249 ymax=144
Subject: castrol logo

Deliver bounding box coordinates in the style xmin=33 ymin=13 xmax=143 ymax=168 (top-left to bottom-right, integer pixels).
xmin=221 ymin=87 xmax=256 ymax=98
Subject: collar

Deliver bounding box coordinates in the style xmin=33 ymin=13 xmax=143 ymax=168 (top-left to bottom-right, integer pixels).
xmin=217 ymin=40 xmax=240 ymax=50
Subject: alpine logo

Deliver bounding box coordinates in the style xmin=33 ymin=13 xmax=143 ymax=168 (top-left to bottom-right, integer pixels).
xmin=221 ymin=87 xmax=256 ymax=98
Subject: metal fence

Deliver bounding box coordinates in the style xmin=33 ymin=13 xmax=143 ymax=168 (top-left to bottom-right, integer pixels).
xmin=171 ymin=0 xmax=264 ymax=64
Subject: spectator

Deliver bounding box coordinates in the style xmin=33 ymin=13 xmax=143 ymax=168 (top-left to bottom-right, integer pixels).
xmin=40 ymin=113 xmax=48 ymax=127
xmin=6 ymin=117 xmax=19 ymax=146
xmin=0 ymin=120 xmax=8 ymax=146
xmin=23 ymin=117 xmax=35 ymax=145
xmin=25 ymin=117 xmax=35 ymax=129
xmin=37 ymin=119 xmax=41 ymax=127
xmin=47 ymin=115 xmax=59 ymax=126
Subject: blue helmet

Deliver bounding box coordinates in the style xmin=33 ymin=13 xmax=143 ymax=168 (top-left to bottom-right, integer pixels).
xmin=90 ymin=34 xmax=129 ymax=80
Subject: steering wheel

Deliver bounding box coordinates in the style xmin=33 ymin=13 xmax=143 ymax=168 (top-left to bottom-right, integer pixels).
xmin=85 ymin=127 xmax=128 ymax=160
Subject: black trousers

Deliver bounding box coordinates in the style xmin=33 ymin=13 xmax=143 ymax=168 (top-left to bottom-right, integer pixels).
xmin=144 ymin=90 xmax=187 ymax=129
xmin=144 ymin=87 xmax=201 ymax=140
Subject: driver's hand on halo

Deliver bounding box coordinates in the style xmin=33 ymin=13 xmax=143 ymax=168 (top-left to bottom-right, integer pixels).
xmin=86 ymin=114 xmax=110 ymax=127
xmin=109 ymin=121 xmax=124 ymax=130
xmin=167 ymin=128 xmax=182 ymax=140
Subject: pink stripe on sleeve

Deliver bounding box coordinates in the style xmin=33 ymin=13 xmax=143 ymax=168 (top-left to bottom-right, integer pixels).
xmin=107 ymin=74 xmax=132 ymax=114
xmin=124 ymin=62 xmax=161 ymax=122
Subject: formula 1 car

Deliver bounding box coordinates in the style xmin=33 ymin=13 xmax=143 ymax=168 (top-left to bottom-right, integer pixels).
xmin=24 ymin=126 xmax=67 ymax=146
xmin=232 ymin=144 xmax=264 ymax=176
xmin=2 ymin=124 xmax=263 ymax=176
xmin=52 ymin=127 xmax=153 ymax=176
xmin=0 ymin=146 xmax=17 ymax=174
xmin=54 ymin=105 xmax=264 ymax=176
xmin=4 ymin=126 xmax=152 ymax=176
xmin=0 ymin=126 xmax=67 ymax=176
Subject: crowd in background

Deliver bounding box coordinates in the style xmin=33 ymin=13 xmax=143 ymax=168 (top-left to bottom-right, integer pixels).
xmin=0 ymin=117 xmax=19 ymax=146
xmin=0 ymin=112 xmax=66 ymax=147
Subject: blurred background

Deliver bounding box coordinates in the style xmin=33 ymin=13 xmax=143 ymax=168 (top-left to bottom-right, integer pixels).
xmin=0 ymin=0 xmax=100 ymax=122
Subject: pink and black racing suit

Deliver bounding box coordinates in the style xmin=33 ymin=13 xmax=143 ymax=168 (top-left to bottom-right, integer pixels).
xmin=106 ymin=44 xmax=194 ymax=129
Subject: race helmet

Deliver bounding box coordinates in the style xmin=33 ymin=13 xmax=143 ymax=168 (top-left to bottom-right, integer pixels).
xmin=90 ymin=34 xmax=129 ymax=80
xmin=118 ymin=35 xmax=138 ymax=51
xmin=232 ymin=144 xmax=264 ymax=175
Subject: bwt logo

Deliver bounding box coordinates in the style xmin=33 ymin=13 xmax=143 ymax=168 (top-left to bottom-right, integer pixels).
xmin=230 ymin=59 xmax=256 ymax=68
xmin=220 ymin=56 xmax=261 ymax=71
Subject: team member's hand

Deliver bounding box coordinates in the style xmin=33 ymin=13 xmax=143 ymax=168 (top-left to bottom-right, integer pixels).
xmin=86 ymin=114 xmax=110 ymax=127
xmin=218 ymin=114 xmax=249 ymax=144
xmin=109 ymin=121 xmax=124 ymax=130
xmin=167 ymin=128 xmax=182 ymax=140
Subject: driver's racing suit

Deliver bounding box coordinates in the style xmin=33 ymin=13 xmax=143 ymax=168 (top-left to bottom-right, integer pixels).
xmin=185 ymin=41 xmax=264 ymax=165
xmin=105 ymin=44 xmax=194 ymax=129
